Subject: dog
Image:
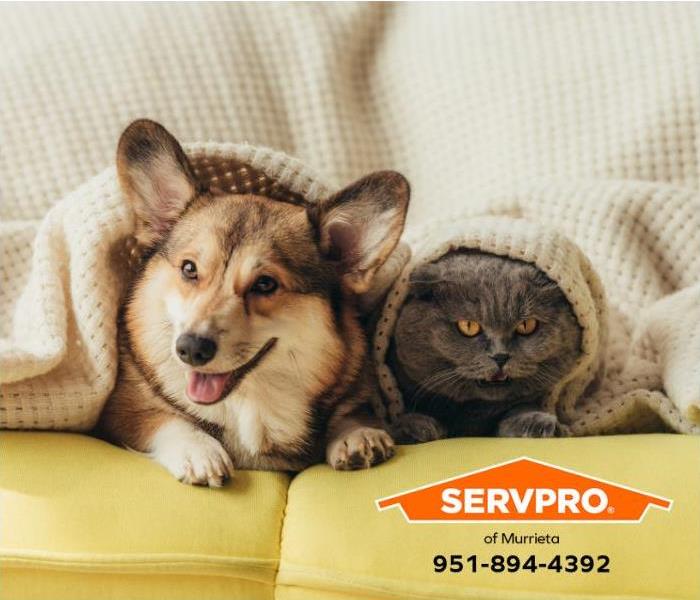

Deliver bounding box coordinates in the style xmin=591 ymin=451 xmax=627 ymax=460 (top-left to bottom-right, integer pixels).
xmin=97 ymin=120 xmax=409 ymax=486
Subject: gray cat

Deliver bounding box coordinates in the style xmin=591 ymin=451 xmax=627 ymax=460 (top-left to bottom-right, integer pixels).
xmin=387 ymin=251 xmax=582 ymax=442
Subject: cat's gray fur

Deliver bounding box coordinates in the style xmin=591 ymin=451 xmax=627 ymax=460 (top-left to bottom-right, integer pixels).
xmin=387 ymin=251 xmax=582 ymax=441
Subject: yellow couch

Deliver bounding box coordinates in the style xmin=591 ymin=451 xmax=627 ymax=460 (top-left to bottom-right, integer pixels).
xmin=2 ymin=432 xmax=698 ymax=600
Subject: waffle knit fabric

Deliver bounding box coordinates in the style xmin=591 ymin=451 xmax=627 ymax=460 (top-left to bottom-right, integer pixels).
xmin=0 ymin=3 xmax=699 ymax=430
xmin=0 ymin=145 xmax=332 ymax=430
xmin=371 ymin=205 xmax=700 ymax=436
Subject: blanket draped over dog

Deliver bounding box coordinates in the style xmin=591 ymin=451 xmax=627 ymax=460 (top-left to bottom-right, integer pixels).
xmin=1 ymin=4 xmax=698 ymax=433
xmin=0 ymin=145 xmax=332 ymax=430
xmin=370 ymin=188 xmax=700 ymax=435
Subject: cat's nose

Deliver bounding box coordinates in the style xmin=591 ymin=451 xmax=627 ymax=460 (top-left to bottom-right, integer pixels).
xmin=176 ymin=334 xmax=217 ymax=366
xmin=490 ymin=353 xmax=510 ymax=367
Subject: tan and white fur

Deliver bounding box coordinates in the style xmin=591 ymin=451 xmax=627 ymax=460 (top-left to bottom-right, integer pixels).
xmin=97 ymin=120 xmax=409 ymax=486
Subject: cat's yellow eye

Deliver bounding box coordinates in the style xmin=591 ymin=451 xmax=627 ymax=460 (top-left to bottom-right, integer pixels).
xmin=515 ymin=318 xmax=538 ymax=335
xmin=457 ymin=319 xmax=481 ymax=337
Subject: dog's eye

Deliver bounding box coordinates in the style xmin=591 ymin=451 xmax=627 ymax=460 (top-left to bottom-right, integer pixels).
xmin=181 ymin=260 xmax=198 ymax=280
xmin=251 ymin=275 xmax=278 ymax=295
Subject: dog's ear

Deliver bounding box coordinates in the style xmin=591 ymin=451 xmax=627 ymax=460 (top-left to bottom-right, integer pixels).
xmin=310 ymin=171 xmax=410 ymax=294
xmin=117 ymin=119 xmax=197 ymax=247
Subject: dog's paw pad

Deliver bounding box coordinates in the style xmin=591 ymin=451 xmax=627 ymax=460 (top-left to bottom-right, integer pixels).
xmin=152 ymin=423 xmax=234 ymax=487
xmin=328 ymin=427 xmax=395 ymax=471
xmin=180 ymin=438 xmax=234 ymax=486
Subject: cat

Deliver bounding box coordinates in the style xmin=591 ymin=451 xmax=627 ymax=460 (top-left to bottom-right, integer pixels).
xmin=387 ymin=250 xmax=582 ymax=442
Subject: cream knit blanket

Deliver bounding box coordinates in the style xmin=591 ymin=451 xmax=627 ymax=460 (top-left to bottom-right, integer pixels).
xmin=0 ymin=146 xmax=332 ymax=430
xmin=371 ymin=190 xmax=700 ymax=435
xmin=1 ymin=4 xmax=699 ymax=431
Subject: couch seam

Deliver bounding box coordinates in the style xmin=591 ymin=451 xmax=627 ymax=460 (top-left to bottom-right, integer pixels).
xmin=0 ymin=552 xmax=278 ymax=584
xmin=272 ymin=472 xmax=294 ymax=597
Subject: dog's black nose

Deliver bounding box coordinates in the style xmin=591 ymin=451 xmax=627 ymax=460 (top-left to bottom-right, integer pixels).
xmin=491 ymin=353 xmax=510 ymax=367
xmin=176 ymin=334 xmax=217 ymax=366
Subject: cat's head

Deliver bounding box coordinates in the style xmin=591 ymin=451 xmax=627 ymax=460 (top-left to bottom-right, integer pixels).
xmin=392 ymin=251 xmax=582 ymax=404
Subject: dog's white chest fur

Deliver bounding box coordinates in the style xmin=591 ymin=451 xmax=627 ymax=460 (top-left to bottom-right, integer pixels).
xmin=219 ymin=378 xmax=311 ymax=457
xmin=229 ymin=396 xmax=267 ymax=455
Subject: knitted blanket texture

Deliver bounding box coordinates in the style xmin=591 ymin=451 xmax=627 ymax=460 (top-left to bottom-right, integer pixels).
xmin=0 ymin=4 xmax=698 ymax=432
xmin=371 ymin=194 xmax=700 ymax=435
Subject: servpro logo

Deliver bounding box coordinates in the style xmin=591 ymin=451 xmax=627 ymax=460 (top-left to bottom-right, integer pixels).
xmin=375 ymin=457 xmax=672 ymax=523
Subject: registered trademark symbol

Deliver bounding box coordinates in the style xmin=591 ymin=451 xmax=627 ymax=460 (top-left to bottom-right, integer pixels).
xmin=607 ymin=506 xmax=615 ymax=514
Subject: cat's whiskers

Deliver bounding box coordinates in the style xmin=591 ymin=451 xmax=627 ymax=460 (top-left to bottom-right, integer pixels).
xmin=429 ymin=372 xmax=467 ymax=409
xmin=421 ymin=371 xmax=471 ymax=416
xmin=392 ymin=251 xmax=582 ymax=437
xmin=528 ymin=362 xmax=561 ymax=392
xmin=409 ymin=367 xmax=461 ymax=410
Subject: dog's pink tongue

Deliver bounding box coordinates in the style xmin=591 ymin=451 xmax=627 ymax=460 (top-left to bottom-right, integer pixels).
xmin=186 ymin=372 xmax=229 ymax=404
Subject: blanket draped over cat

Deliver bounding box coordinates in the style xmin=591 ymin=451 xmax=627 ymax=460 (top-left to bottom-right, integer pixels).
xmin=0 ymin=135 xmax=698 ymax=436
xmin=370 ymin=190 xmax=700 ymax=436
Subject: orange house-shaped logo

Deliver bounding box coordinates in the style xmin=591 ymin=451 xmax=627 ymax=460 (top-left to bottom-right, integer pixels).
xmin=376 ymin=457 xmax=672 ymax=523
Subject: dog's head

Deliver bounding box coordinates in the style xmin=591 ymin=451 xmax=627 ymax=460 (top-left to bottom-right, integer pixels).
xmin=117 ymin=120 xmax=409 ymax=407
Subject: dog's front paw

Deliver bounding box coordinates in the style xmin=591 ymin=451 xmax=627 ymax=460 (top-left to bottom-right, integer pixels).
xmin=327 ymin=426 xmax=395 ymax=470
xmin=389 ymin=412 xmax=446 ymax=444
xmin=497 ymin=410 xmax=565 ymax=438
xmin=151 ymin=420 xmax=234 ymax=486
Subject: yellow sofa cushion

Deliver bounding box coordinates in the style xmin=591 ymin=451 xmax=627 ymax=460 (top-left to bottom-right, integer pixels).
xmin=3 ymin=431 xmax=698 ymax=600
xmin=278 ymin=434 xmax=700 ymax=600
xmin=0 ymin=432 xmax=290 ymax=600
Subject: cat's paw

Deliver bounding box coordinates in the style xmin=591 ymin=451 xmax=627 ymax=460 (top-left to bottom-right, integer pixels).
xmin=390 ymin=412 xmax=446 ymax=444
xmin=497 ymin=410 xmax=565 ymax=438
xmin=150 ymin=420 xmax=234 ymax=487
xmin=327 ymin=426 xmax=395 ymax=470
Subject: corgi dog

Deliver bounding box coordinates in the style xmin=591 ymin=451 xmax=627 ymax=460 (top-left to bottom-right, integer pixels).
xmin=97 ymin=120 xmax=409 ymax=486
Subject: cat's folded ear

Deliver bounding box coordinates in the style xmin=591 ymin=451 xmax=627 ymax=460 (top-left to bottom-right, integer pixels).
xmin=531 ymin=270 xmax=568 ymax=306
xmin=117 ymin=119 xmax=198 ymax=247
xmin=310 ymin=171 xmax=410 ymax=294
xmin=409 ymin=262 xmax=442 ymax=300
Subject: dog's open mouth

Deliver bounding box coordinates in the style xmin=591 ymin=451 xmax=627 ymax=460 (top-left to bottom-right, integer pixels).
xmin=477 ymin=370 xmax=511 ymax=387
xmin=185 ymin=338 xmax=278 ymax=405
